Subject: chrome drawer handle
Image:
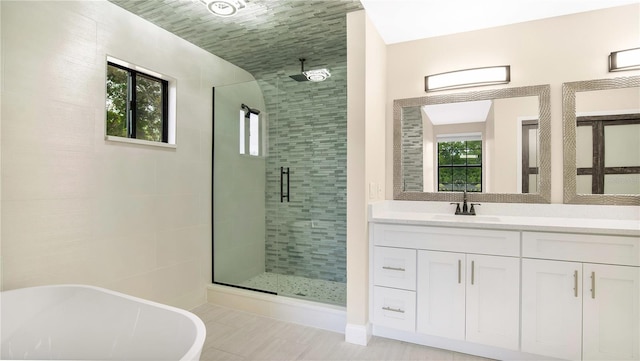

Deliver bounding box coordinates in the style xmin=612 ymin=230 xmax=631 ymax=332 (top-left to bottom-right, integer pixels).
xmin=382 ymin=266 xmax=405 ymax=272
xmin=574 ymin=270 xmax=578 ymax=298
xmin=382 ymin=306 xmax=405 ymax=314
xmin=471 ymin=260 xmax=475 ymax=285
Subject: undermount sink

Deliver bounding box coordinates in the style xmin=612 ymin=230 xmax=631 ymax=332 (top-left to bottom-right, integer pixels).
xmin=431 ymin=214 xmax=502 ymax=222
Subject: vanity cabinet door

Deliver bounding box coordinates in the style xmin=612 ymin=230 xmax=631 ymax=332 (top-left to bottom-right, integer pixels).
xmin=521 ymin=259 xmax=583 ymax=360
xmin=465 ymin=254 xmax=520 ymax=351
xmin=583 ymin=264 xmax=640 ymax=361
xmin=416 ymin=250 xmax=466 ymax=340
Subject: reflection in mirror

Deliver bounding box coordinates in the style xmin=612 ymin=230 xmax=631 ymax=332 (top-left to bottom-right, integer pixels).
xmin=401 ymin=98 xmax=539 ymax=194
xmin=395 ymin=85 xmax=551 ymax=203
xmin=563 ymin=76 xmax=640 ymax=205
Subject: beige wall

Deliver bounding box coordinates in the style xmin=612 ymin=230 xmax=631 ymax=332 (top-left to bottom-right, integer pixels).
xmin=386 ymin=4 xmax=640 ymax=203
xmin=491 ymin=97 xmax=539 ymax=193
xmin=346 ymin=10 xmax=386 ymax=332
xmin=0 ymin=0 xmax=254 ymax=309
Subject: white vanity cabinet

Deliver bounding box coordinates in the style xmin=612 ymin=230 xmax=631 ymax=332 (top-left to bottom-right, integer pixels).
xmin=417 ymin=251 xmax=520 ymax=350
xmin=521 ymin=232 xmax=640 ymax=361
xmin=369 ymin=201 xmax=640 ymax=361
xmin=371 ymin=223 xmax=521 ymax=352
xmin=369 ymin=218 xmax=640 ymax=361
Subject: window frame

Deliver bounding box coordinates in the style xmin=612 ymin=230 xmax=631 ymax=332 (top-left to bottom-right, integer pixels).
xmin=105 ymin=57 xmax=175 ymax=147
xmin=436 ymin=137 xmax=483 ymax=193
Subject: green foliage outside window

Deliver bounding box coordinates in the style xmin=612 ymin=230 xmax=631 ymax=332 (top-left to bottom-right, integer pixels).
xmin=106 ymin=65 xmax=128 ymax=138
xmin=438 ymin=140 xmax=482 ymax=192
xmin=106 ymin=63 xmax=166 ymax=142
xmin=135 ymin=75 xmax=163 ymax=142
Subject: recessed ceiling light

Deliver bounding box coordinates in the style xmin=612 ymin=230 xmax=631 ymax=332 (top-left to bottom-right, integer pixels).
xmin=201 ymin=0 xmax=246 ymax=17
xmin=303 ymin=69 xmax=331 ymax=82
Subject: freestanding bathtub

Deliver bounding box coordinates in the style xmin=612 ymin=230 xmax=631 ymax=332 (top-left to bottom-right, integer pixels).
xmin=0 ymin=284 xmax=206 ymax=360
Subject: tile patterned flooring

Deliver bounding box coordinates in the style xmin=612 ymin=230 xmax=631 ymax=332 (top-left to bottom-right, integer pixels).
xmin=191 ymin=303 xmax=494 ymax=361
xmin=239 ymin=272 xmax=346 ymax=306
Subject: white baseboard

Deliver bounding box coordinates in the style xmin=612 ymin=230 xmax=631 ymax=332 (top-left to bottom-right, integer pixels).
xmin=345 ymin=322 xmax=372 ymax=345
xmin=206 ymin=284 xmax=346 ymax=333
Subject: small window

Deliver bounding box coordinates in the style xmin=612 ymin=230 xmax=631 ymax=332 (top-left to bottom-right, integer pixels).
xmin=239 ymin=109 xmax=262 ymax=156
xmin=106 ymin=60 xmax=169 ymax=143
xmin=437 ymin=134 xmax=482 ymax=192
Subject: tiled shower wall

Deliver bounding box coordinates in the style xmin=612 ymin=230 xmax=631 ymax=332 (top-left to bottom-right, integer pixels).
xmin=402 ymin=107 xmax=424 ymax=192
xmin=257 ymin=65 xmax=347 ymax=283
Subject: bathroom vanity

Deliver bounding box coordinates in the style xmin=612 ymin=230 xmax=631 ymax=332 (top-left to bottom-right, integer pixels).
xmin=368 ymin=201 xmax=640 ymax=361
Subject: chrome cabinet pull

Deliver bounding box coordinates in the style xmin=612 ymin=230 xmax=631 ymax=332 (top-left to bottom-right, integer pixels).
xmin=591 ymin=271 xmax=596 ymax=299
xmin=471 ymin=260 xmax=475 ymax=285
xmin=573 ymin=270 xmax=578 ymax=297
xmin=458 ymin=260 xmax=462 ymax=284
xmin=382 ymin=306 xmax=405 ymax=314
xmin=382 ymin=266 xmax=405 ymax=272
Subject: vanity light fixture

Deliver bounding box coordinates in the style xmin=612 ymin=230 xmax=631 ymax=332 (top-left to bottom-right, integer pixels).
xmin=425 ymin=65 xmax=510 ymax=92
xmin=303 ymin=68 xmax=331 ymax=82
xmin=609 ymin=47 xmax=640 ymax=72
xmin=201 ymin=0 xmax=246 ymax=17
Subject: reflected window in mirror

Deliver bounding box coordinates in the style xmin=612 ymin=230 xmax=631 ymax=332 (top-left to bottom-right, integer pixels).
xmin=394 ymin=84 xmax=551 ymax=203
xmin=437 ymin=135 xmax=482 ymax=192
xmin=576 ymin=114 xmax=640 ymax=195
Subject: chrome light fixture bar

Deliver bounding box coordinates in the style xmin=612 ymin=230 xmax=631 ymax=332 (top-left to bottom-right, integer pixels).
xmin=425 ymin=65 xmax=510 ymax=92
xmin=201 ymin=0 xmax=246 ymax=17
xmin=303 ymin=69 xmax=331 ymax=82
xmin=609 ymin=47 xmax=640 ymax=72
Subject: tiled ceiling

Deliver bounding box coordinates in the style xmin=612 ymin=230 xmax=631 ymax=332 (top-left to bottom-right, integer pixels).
xmin=107 ymin=0 xmax=364 ymax=79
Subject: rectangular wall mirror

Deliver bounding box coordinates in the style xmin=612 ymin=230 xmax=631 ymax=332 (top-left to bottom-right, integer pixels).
xmin=394 ymin=85 xmax=551 ymax=203
xmin=563 ymin=76 xmax=640 ymax=205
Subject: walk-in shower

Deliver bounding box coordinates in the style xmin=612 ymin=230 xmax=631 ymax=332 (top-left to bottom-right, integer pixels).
xmin=212 ymin=65 xmax=347 ymax=306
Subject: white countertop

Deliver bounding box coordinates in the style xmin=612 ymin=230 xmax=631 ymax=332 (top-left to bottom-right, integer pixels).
xmin=369 ymin=201 xmax=640 ymax=237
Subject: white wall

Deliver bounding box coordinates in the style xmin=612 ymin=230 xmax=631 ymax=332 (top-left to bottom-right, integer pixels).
xmin=0 ymin=0 xmax=254 ymax=310
xmin=386 ymin=4 xmax=640 ymax=203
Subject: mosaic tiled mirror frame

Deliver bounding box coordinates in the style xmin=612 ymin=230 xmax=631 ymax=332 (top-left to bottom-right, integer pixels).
xmin=393 ymin=84 xmax=552 ymax=203
xmin=562 ymin=76 xmax=640 ymax=205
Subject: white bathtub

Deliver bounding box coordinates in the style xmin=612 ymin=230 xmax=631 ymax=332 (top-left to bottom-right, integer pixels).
xmin=0 ymin=285 xmax=206 ymax=360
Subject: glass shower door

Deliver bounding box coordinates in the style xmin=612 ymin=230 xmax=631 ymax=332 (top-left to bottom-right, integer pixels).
xmin=213 ymin=67 xmax=347 ymax=306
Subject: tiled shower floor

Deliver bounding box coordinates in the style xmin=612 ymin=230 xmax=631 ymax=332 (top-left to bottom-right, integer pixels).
xmin=239 ymin=272 xmax=346 ymax=306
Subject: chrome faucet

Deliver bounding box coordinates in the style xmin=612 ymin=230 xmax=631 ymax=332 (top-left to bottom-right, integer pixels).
xmin=450 ymin=190 xmax=480 ymax=216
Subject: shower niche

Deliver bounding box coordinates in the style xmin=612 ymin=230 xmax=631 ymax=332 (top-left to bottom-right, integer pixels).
xmin=212 ymin=71 xmax=347 ymax=306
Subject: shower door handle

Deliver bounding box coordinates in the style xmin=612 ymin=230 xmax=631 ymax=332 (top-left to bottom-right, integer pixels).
xmin=280 ymin=167 xmax=290 ymax=202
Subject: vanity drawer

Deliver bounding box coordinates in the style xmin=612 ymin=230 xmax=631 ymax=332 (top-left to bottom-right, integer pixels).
xmin=374 ymin=246 xmax=417 ymax=290
xmin=372 ymin=223 xmax=519 ymax=257
xmin=522 ymin=231 xmax=640 ymax=266
xmin=372 ymin=286 xmax=416 ymax=332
